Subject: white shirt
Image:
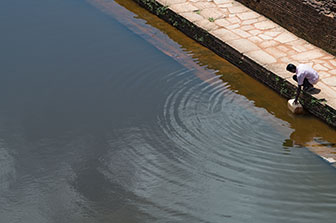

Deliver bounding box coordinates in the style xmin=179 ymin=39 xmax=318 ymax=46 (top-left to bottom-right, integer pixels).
xmin=296 ymin=64 xmax=319 ymax=85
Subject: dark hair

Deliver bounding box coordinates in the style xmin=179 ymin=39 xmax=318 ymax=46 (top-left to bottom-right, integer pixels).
xmin=286 ymin=64 xmax=296 ymax=73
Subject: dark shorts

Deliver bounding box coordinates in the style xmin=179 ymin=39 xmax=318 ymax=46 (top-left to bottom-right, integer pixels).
xmin=292 ymin=75 xmax=313 ymax=89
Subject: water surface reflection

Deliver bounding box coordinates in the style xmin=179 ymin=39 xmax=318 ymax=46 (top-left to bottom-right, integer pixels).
xmin=0 ymin=0 xmax=336 ymax=222
xmin=91 ymin=0 xmax=336 ymax=148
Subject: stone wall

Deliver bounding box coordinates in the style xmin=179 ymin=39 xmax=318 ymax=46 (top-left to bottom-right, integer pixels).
xmin=304 ymin=0 xmax=336 ymax=17
xmin=235 ymin=0 xmax=336 ymax=56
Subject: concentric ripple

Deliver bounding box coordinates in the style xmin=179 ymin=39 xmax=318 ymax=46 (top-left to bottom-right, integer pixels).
xmin=2 ymin=0 xmax=336 ymax=222
xmin=102 ymin=66 xmax=336 ymax=223
xmin=160 ymin=68 xmax=290 ymax=163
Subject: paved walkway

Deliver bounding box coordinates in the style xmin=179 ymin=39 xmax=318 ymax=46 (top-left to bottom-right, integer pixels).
xmin=156 ymin=0 xmax=336 ymax=165
xmin=158 ymin=0 xmax=336 ymax=108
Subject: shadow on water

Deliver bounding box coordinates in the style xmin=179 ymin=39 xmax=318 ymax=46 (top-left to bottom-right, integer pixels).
xmin=89 ymin=0 xmax=336 ymax=150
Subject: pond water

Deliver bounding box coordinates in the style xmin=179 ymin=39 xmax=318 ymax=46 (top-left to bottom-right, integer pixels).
xmin=1 ymin=0 xmax=336 ymax=222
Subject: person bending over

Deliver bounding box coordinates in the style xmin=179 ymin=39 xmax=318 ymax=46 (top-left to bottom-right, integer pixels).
xmin=286 ymin=63 xmax=319 ymax=104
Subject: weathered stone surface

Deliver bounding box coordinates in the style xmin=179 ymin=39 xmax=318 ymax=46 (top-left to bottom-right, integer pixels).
xmin=231 ymin=29 xmax=251 ymax=38
xmin=292 ymin=45 xmax=309 ymax=53
xmin=274 ymin=32 xmax=298 ymax=43
xmin=213 ymin=0 xmax=233 ymax=4
xmin=211 ymin=28 xmax=240 ymax=41
xmin=181 ymin=12 xmax=204 ymax=22
xmin=235 ymin=0 xmax=336 ymax=56
xmin=160 ymin=0 xmax=186 ymax=5
xmin=228 ymin=5 xmax=248 ymax=13
xmin=226 ymin=24 xmax=240 ymax=29
xmin=226 ymin=16 xmax=240 ymax=24
xmin=291 ymin=49 xmax=324 ymax=61
xmin=228 ymin=39 xmax=260 ymax=52
xmin=318 ymin=71 xmax=331 ymax=79
xmin=170 ymin=2 xmax=198 ymax=13
xmin=248 ymin=36 xmax=263 ymax=43
xmin=264 ymin=31 xmax=281 ymax=37
xmin=259 ymin=34 xmax=273 ymax=40
xmin=200 ymin=8 xmax=225 ymax=19
xmin=266 ymin=63 xmax=293 ymax=78
xmin=196 ymin=19 xmax=218 ymax=31
xmin=254 ymin=21 xmax=277 ymax=30
xmin=277 ymin=45 xmax=290 ymax=52
xmin=246 ymin=50 xmax=277 ymax=65
xmin=241 ymin=25 xmax=254 ymax=31
xmin=330 ymin=60 xmax=336 ymax=67
xmin=218 ymin=3 xmax=233 ymax=8
xmin=237 ymin=11 xmax=259 ymax=20
xmin=193 ymin=2 xmax=216 ymax=9
xmin=314 ymin=64 xmax=329 ymax=71
xmin=249 ymin=29 xmax=262 ymax=35
xmin=315 ymin=82 xmax=336 ymax=99
xmin=259 ymin=40 xmax=278 ymax=48
xmin=323 ymin=76 xmax=336 ymax=87
xmin=302 ymin=0 xmax=336 ymax=18
xmin=215 ymin=18 xmax=230 ymax=26
xmin=242 ymin=18 xmax=258 ymax=25
xmin=265 ymin=47 xmax=287 ymax=58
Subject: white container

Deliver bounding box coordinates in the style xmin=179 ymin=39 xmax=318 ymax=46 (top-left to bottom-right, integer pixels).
xmin=288 ymin=99 xmax=304 ymax=114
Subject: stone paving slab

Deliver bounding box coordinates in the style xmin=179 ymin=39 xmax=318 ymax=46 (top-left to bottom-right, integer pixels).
xmin=156 ymin=0 xmax=336 ymax=111
xmin=135 ymin=0 xmax=336 ymax=164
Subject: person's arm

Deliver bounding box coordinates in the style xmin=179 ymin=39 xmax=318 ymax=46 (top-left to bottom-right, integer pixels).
xmin=294 ymin=85 xmax=302 ymax=104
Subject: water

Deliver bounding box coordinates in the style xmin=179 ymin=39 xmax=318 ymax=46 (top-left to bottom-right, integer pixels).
xmin=1 ymin=0 xmax=336 ymax=222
